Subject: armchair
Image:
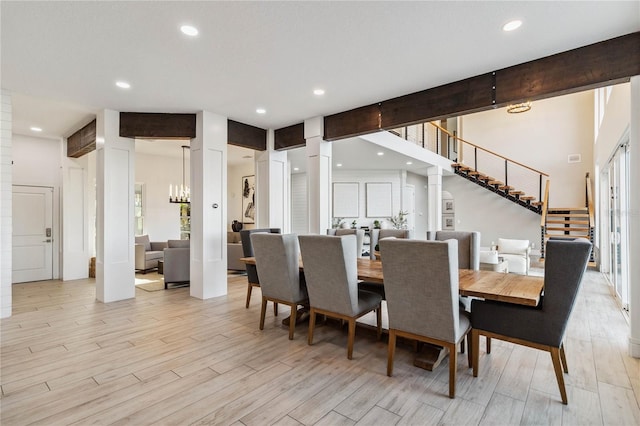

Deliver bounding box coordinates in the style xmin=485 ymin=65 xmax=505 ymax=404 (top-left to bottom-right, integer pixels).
xmin=497 ymin=238 xmax=531 ymax=275
xmin=163 ymin=239 xmax=190 ymax=288
xmin=369 ymin=229 xmax=412 ymax=259
xmin=134 ymin=235 xmax=167 ymax=273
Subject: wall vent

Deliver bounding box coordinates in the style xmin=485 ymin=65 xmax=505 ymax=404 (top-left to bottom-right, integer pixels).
xmin=568 ymin=154 xmax=581 ymax=163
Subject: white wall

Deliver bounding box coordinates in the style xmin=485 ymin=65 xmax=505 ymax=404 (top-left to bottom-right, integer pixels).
xmin=460 ymin=91 xmax=594 ymax=207
xmin=1 ymin=90 xmax=12 ymax=318
xmin=443 ymin=175 xmax=542 ymax=249
xmin=228 ymin=161 xmax=255 ymax=231
xmin=135 ymin=151 xmax=187 ymax=241
xmin=11 ymin=134 xmax=62 ymax=278
xmin=332 ymin=169 xmax=403 ymax=230
xmin=594 ymin=83 xmax=630 ymax=169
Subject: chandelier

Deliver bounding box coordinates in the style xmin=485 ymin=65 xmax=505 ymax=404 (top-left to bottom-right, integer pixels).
xmin=169 ymin=145 xmax=190 ymax=204
xmin=506 ymin=101 xmax=532 ymax=114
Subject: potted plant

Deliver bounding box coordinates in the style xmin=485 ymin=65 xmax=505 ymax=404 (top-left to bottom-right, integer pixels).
xmin=351 ymin=220 xmax=357 ymax=229
xmin=373 ymin=220 xmax=381 ymax=229
xmin=331 ymin=217 xmax=343 ymax=229
xmin=389 ymin=210 xmax=408 ymax=229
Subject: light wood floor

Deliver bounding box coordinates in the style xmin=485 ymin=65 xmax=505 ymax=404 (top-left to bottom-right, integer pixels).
xmin=1 ymin=269 xmax=639 ymax=425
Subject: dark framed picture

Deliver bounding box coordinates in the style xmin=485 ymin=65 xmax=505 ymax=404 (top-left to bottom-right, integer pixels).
xmin=242 ymin=175 xmax=255 ymax=224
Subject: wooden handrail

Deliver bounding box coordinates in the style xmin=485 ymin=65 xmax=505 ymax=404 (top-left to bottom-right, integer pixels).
xmin=586 ymin=173 xmax=594 ymax=227
xmin=540 ymin=179 xmax=550 ymax=227
xmin=428 ymin=122 xmax=549 ymax=177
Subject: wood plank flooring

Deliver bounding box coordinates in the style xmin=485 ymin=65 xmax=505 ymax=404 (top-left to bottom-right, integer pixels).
xmin=1 ymin=270 xmax=639 ymax=425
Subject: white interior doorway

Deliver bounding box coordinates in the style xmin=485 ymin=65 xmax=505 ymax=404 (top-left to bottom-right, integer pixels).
xmin=12 ymin=185 xmax=54 ymax=283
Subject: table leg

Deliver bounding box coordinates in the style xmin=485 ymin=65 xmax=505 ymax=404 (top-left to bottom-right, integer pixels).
xmin=282 ymin=308 xmax=310 ymax=326
xmin=414 ymin=344 xmax=448 ymax=371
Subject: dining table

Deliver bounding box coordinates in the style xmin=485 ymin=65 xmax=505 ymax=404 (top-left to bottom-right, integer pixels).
xmin=240 ymin=256 xmax=544 ymax=370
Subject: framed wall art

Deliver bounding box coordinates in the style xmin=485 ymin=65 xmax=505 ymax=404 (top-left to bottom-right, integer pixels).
xmin=242 ymin=175 xmax=256 ymax=224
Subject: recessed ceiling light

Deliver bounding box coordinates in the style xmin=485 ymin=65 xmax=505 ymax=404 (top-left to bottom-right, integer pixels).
xmin=406 ymin=161 xmax=413 ymax=165
xmin=293 ymin=167 xmax=299 ymax=171
xmin=256 ymin=108 xmax=266 ymax=114
xmin=115 ymin=81 xmax=131 ymax=89
xmin=502 ymin=20 xmax=522 ymax=32
xmin=313 ymin=89 xmax=325 ymax=96
xmin=30 ymin=126 xmax=42 ymax=132
xmin=336 ymin=163 xmax=342 ymax=167
xmin=180 ymin=25 xmax=199 ymax=36
xmin=377 ymin=152 xmax=384 ymax=156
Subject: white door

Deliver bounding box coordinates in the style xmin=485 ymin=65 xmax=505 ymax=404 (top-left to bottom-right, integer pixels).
xmin=12 ymin=185 xmax=54 ymax=283
xmin=403 ymin=184 xmax=416 ymax=230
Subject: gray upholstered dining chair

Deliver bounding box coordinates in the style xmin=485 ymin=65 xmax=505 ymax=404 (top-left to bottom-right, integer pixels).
xmin=251 ymin=233 xmax=308 ymax=339
xmin=427 ymin=230 xmax=480 ymax=270
xmin=380 ymin=238 xmax=471 ymax=399
xmin=298 ymin=234 xmax=382 ymax=359
xmin=369 ymin=229 xmax=413 ymax=259
xmin=326 ymin=228 xmax=365 ymax=257
xmin=240 ymin=228 xmax=281 ymax=309
xmin=470 ymin=238 xmax=592 ymax=404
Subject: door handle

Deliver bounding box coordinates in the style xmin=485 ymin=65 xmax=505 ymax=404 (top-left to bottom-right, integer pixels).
xmin=43 ymin=239 xmax=52 ymax=243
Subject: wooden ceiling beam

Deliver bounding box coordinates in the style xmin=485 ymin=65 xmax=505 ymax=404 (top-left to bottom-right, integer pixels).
xmin=66 ymin=119 xmax=96 ymax=158
xmin=228 ymin=119 xmax=267 ymax=151
xmin=119 ymin=112 xmax=196 ymax=139
xmin=324 ymin=31 xmax=640 ymax=141
xmin=274 ymin=123 xmax=305 ymax=150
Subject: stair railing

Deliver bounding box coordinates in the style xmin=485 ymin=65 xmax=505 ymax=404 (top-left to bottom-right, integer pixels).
xmin=585 ymin=172 xmax=595 ymax=262
xmin=539 ymin=179 xmax=550 ymax=259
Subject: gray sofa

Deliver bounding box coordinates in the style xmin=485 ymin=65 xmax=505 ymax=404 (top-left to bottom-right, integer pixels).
xmin=134 ymin=235 xmax=167 ymax=273
xmin=163 ymin=239 xmax=190 ymax=288
xmin=228 ymin=232 xmax=245 ymax=271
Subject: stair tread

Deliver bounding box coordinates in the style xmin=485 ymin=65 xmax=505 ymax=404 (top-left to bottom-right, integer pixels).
xmin=510 ymin=190 xmax=524 ymax=195
xmin=487 ymin=180 xmax=504 ymax=185
xmin=544 ymin=234 xmax=590 ymax=239
xmin=546 ymin=227 xmax=591 ymax=232
xmin=520 ymin=196 xmax=536 ymax=200
xmin=547 ymin=220 xmax=590 ymax=225
xmin=548 ymin=207 xmax=588 ymax=212
xmin=548 ymin=213 xmax=589 ymax=218
xmin=498 ymin=185 xmax=514 ymax=190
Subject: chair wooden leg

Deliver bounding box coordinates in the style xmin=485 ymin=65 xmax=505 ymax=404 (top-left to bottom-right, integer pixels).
xmin=550 ymin=347 xmax=568 ymax=404
xmin=308 ymin=308 xmax=316 ymax=346
xmin=376 ymin=306 xmax=382 ymax=340
xmin=288 ymin=304 xmax=296 ymax=340
xmin=448 ymin=342 xmax=457 ymax=398
xmin=559 ymin=342 xmax=568 ymax=373
xmin=387 ymin=329 xmax=397 ymax=376
xmin=259 ymin=296 xmax=267 ymax=330
xmin=245 ymin=283 xmax=253 ymax=308
xmin=486 ymin=336 xmax=491 ymax=354
xmin=347 ymin=319 xmax=356 ymax=360
xmin=466 ymin=333 xmax=472 ymax=368
xmin=274 ymin=302 xmax=279 ymax=316
xmin=472 ymin=329 xmax=480 ymax=377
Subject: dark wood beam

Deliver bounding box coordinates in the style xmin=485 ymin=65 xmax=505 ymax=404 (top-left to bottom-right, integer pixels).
xmin=274 ymin=123 xmax=305 ymax=150
xmin=324 ymin=104 xmax=380 ymax=141
xmin=324 ymin=31 xmax=640 ymax=141
xmin=495 ymin=32 xmax=640 ymax=105
xmin=67 ymin=119 xmax=96 ymax=158
xmin=228 ymin=120 xmax=267 ymax=150
xmin=119 ymin=113 xmax=196 ymax=139
xmin=380 ymin=74 xmax=494 ymax=130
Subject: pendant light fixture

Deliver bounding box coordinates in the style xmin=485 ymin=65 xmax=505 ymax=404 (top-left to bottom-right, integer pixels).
xmin=169 ymin=145 xmax=190 ymax=203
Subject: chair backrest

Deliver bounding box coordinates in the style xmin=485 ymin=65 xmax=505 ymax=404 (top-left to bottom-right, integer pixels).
xmin=370 ymin=229 xmax=412 ymax=259
xmin=428 ymin=230 xmax=480 ymax=270
xmin=240 ymin=228 xmax=281 ymax=283
xmin=251 ymin=233 xmax=307 ymax=303
xmin=380 ymin=238 xmax=461 ymax=342
xmin=327 ymin=228 xmax=365 ymax=257
xmin=167 ymin=239 xmax=190 ymax=248
xmin=298 ymin=234 xmax=359 ymax=316
xmin=497 ymin=238 xmax=529 ymax=255
xmin=541 ymin=238 xmax=592 ymax=344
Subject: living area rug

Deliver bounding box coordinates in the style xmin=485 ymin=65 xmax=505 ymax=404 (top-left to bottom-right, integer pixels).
xmin=136 ymin=281 xmax=165 ymax=292
xmin=135 ymin=274 xmax=165 ymax=292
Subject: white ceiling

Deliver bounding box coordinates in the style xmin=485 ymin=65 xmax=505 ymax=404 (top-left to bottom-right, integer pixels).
xmin=2 ymin=1 xmax=638 ymax=160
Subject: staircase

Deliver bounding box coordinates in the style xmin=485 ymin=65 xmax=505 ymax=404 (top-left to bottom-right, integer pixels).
xmin=540 ymin=174 xmax=596 ymax=263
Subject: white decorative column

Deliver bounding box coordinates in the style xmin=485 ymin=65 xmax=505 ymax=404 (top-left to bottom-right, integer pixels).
xmin=256 ymin=129 xmax=289 ymax=231
xmin=190 ymin=111 xmax=227 ymax=299
xmin=628 ymin=75 xmax=640 ymax=358
xmin=305 ymin=117 xmax=332 ymax=234
xmin=427 ymin=165 xmax=443 ymax=233
xmin=61 ymin=143 xmax=90 ymax=280
xmin=0 ymin=90 xmax=13 ymax=318
xmin=95 ymin=110 xmax=135 ymax=303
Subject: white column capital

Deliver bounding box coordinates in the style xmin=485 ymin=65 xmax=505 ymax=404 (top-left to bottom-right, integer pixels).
xmin=304 ymin=117 xmax=324 ymax=140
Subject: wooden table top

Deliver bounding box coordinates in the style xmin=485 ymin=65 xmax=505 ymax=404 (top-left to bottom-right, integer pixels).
xmin=241 ymin=257 xmax=543 ymax=307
